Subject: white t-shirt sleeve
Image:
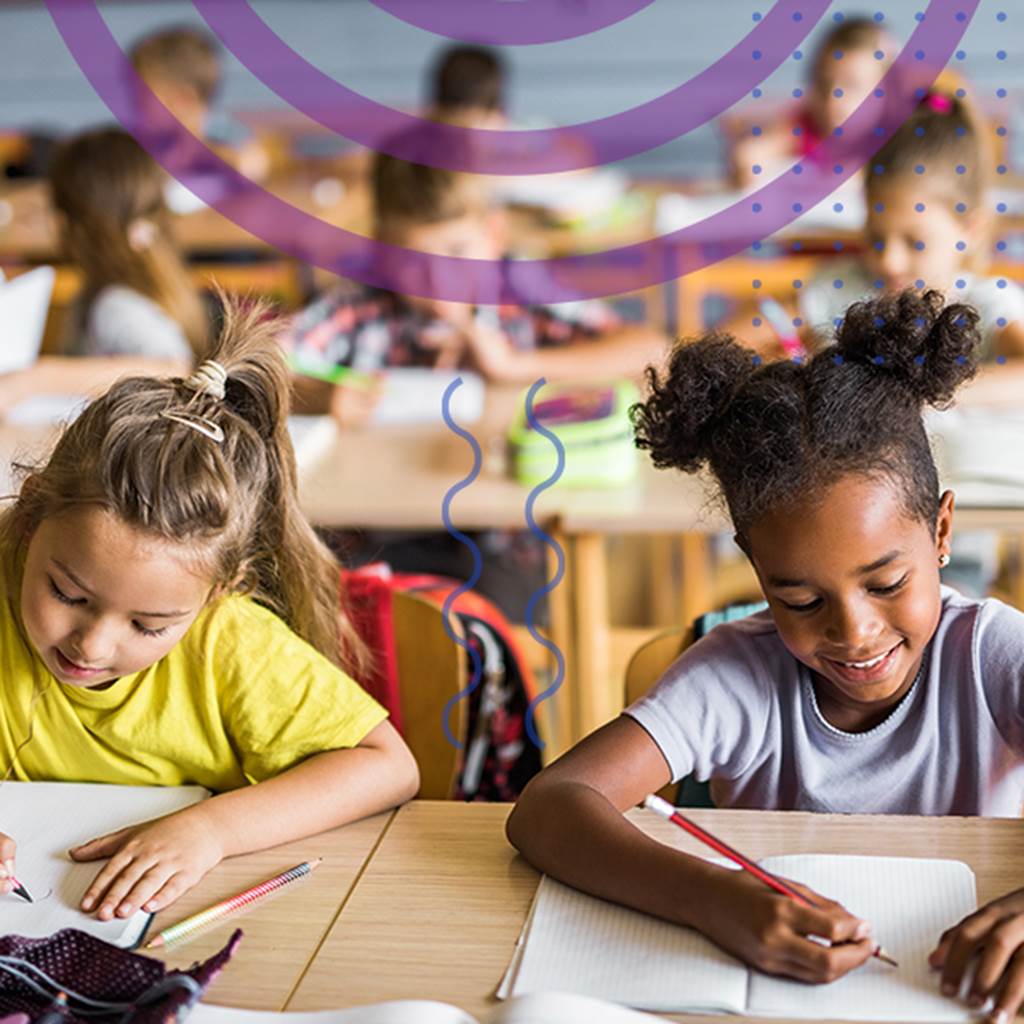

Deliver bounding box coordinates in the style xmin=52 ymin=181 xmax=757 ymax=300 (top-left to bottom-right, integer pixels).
xmin=624 ymin=621 xmax=775 ymax=784
xmin=975 ymin=597 xmax=1024 ymax=758
xmin=960 ymin=275 xmax=1024 ymax=360
xmin=85 ymin=286 xmax=193 ymax=362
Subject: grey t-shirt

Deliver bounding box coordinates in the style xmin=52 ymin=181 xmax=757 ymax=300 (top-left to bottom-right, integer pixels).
xmin=626 ymin=587 xmax=1024 ymax=817
xmin=69 ymin=286 xmax=192 ymax=362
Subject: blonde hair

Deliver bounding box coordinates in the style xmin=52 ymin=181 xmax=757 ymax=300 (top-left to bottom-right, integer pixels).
xmin=0 ymin=300 xmax=368 ymax=677
xmin=49 ymin=127 xmax=209 ymax=358
xmin=130 ymin=25 xmax=222 ymax=104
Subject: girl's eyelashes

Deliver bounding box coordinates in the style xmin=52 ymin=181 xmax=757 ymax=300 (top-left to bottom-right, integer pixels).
xmin=48 ymin=577 xmax=83 ymax=606
xmin=49 ymin=575 xmax=168 ymax=637
xmin=778 ymin=575 xmax=909 ymax=611
xmin=133 ymin=621 xmax=168 ymax=638
xmin=871 ymin=573 xmax=909 ymax=596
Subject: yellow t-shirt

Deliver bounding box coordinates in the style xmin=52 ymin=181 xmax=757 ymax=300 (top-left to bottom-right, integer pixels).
xmin=0 ymin=569 xmax=387 ymax=790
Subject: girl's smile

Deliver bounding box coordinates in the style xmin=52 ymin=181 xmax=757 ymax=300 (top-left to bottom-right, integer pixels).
xmin=745 ymin=474 xmax=953 ymax=732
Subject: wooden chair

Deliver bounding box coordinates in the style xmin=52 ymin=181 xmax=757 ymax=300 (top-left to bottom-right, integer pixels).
xmin=389 ymin=589 xmax=468 ymax=801
xmin=676 ymin=254 xmax=820 ymax=335
xmin=624 ymin=625 xmax=713 ymax=807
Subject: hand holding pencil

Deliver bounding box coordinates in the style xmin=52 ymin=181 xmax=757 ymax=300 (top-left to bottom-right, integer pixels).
xmin=644 ymin=796 xmax=890 ymax=985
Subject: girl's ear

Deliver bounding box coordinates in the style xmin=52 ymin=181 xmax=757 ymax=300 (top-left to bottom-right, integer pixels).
xmin=127 ymin=217 xmax=158 ymax=253
xmin=935 ymin=489 xmax=956 ymax=560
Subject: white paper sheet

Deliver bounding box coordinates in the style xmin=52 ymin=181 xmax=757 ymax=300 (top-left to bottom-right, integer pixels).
xmin=1 ymin=781 xmax=207 ymax=947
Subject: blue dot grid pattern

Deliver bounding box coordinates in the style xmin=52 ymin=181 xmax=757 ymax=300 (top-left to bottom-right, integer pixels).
xmin=741 ymin=2 xmax=1018 ymax=374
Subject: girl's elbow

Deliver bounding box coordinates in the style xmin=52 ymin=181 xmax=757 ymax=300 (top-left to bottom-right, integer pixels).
xmin=394 ymin=744 xmax=421 ymax=804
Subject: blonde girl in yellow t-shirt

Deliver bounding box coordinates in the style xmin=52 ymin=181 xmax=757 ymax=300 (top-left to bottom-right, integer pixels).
xmin=0 ymin=303 xmax=419 ymax=922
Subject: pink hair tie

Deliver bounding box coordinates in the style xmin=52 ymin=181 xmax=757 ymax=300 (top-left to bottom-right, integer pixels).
xmin=925 ymin=92 xmax=954 ymax=113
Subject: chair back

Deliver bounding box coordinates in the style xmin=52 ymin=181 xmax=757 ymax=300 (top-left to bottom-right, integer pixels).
xmin=391 ymin=589 xmax=467 ymax=800
xmin=624 ymin=626 xmax=693 ymax=707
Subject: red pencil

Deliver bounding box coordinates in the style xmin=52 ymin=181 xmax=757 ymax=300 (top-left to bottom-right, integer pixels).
xmin=643 ymin=794 xmax=897 ymax=968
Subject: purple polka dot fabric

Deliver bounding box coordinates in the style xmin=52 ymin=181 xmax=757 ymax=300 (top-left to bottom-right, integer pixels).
xmin=0 ymin=928 xmax=241 ymax=1022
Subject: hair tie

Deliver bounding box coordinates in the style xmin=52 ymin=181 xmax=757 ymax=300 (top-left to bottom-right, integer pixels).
xmin=185 ymin=360 xmax=228 ymax=401
xmin=924 ymin=92 xmax=953 ymax=114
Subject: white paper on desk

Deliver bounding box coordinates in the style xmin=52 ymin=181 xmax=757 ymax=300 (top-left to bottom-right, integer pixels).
xmin=188 ymin=993 xmax=662 ymax=1024
xmin=5 ymin=393 xmax=88 ymax=427
xmin=749 ymin=855 xmax=977 ymax=1020
xmin=288 ymin=415 xmax=339 ymax=471
xmin=505 ymin=855 xmax=978 ymax=1020
xmin=0 ymin=781 xmax=207 ymax=947
xmin=505 ymin=875 xmax=748 ymax=1013
xmin=371 ymin=369 xmax=484 ymax=426
xmin=186 ymin=1002 xmax=476 ymax=1024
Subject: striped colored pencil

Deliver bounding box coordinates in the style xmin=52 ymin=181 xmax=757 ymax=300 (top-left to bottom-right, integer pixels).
xmin=144 ymin=858 xmax=322 ymax=950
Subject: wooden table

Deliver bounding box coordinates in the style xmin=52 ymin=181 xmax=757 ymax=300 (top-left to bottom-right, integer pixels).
xmin=286 ymin=800 xmax=1024 ymax=1023
xmin=149 ymin=811 xmax=395 ymax=1011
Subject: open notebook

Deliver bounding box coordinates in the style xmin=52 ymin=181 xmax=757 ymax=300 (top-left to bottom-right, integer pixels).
xmin=188 ymin=992 xmax=659 ymax=1024
xmin=1 ymin=781 xmax=207 ymax=947
xmin=502 ymin=855 xmax=979 ymax=1021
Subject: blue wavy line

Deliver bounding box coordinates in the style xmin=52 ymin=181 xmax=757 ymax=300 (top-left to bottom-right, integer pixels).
xmin=439 ymin=377 xmax=483 ymax=750
xmin=521 ymin=378 xmax=567 ymax=749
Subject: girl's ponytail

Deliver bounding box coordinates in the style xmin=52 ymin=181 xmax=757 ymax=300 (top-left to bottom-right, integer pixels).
xmin=834 ymin=288 xmax=980 ymax=407
xmin=204 ymin=301 xmax=370 ymax=676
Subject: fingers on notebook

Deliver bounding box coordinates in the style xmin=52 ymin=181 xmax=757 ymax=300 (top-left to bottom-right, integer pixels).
xmin=0 ymin=837 xmax=16 ymax=894
xmin=933 ymin=901 xmax=1024 ymax=1020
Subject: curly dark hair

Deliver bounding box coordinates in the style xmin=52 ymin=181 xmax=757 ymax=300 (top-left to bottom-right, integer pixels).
xmin=632 ymin=290 xmax=981 ymax=536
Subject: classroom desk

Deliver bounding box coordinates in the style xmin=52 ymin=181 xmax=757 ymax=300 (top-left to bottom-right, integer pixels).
xmin=148 ymin=810 xmax=395 ymax=1011
xmin=286 ymin=800 xmax=1024 ymax=1023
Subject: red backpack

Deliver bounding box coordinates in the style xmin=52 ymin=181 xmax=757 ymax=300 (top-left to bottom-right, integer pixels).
xmin=341 ymin=564 xmax=543 ymax=801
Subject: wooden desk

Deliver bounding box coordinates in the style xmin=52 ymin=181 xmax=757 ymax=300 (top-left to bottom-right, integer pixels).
xmin=149 ymin=811 xmax=395 ymax=1011
xmin=286 ymin=800 xmax=1024 ymax=1023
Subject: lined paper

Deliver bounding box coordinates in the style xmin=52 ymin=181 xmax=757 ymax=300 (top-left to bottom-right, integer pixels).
xmin=1 ymin=781 xmax=207 ymax=947
xmin=749 ymin=855 xmax=977 ymax=1021
xmin=507 ymin=876 xmax=748 ymax=1013
xmin=505 ymin=855 xmax=980 ymax=1020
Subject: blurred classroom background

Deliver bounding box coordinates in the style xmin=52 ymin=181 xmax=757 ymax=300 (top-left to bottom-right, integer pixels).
xmin=3 ymin=0 xmax=1024 ymax=772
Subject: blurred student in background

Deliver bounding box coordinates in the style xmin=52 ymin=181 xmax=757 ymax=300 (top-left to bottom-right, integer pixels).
xmin=129 ymin=24 xmax=272 ymax=184
xmin=729 ymin=15 xmax=896 ymax=188
xmin=428 ymin=44 xmax=508 ymax=130
xmin=0 ymin=129 xmax=204 ymax=409
xmin=284 ymin=135 xmax=666 ymax=426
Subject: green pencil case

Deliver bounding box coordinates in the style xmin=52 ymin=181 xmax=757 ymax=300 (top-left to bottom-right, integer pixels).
xmin=508 ymin=380 xmax=639 ymax=488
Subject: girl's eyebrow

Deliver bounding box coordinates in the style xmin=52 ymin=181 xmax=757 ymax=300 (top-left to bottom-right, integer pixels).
xmin=768 ymin=549 xmax=904 ymax=589
xmin=51 ymin=559 xmax=191 ymax=618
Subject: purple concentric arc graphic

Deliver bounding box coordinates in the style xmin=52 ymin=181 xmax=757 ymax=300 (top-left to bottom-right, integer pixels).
xmin=368 ymin=0 xmax=658 ymax=46
xmin=192 ymin=0 xmax=826 ymax=175
xmin=45 ymin=1 xmax=976 ymax=306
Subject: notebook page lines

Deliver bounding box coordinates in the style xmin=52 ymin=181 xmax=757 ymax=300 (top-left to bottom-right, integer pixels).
xmin=508 ymin=876 xmax=748 ymax=1013
xmin=747 ymin=854 xmax=978 ymax=1021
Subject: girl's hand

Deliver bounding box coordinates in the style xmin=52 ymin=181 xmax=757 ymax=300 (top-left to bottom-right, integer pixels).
xmin=700 ymin=867 xmax=875 ymax=984
xmin=0 ymin=831 xmax=18 ymax=896
xmin=929 ymin=888 xmax=1024 ymax=1021
xmin=70 ymin=809 xmax=224 ymax=920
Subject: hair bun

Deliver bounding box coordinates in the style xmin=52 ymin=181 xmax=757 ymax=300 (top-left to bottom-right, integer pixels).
xmin=632 ymin=336 xmax=755 ymax=472
xmin=833 ymin=289 xmax=980 ymax=407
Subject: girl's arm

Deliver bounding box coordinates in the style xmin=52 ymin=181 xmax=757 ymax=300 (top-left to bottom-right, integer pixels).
xmin=507 ymin=716 xmax=873 ymax=984
xmin=463 ymin=319 xmax=668 ymax=386
xmin=70 ymin=720 xmax=418 ymax=920
xmin=0 ymin=354 xmax=191 ymax=409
